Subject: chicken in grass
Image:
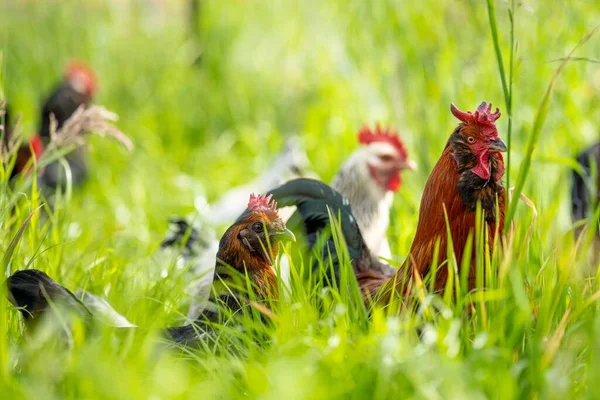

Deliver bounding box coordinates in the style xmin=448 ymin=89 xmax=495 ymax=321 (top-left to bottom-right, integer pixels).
xmin=7 ymin=194 xmax=295 ymax=346
xmin=162 ymin=136 xmax=312 ymax=318
xmin=271 ymin=102 xmax=506 ymax=304
xmin=332 ymin=124 xmax=416 ymax=260
xmin=38 ymin=61 xmax=98 ymax=188
xmin=362 ymin=101 xmax=506 ymax=299
xmin=571 ymin=142 xmax=599 ymax=260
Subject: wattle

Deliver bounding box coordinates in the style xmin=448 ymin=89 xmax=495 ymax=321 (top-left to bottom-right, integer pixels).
xmin=386 ymin=173 xmax=401 ymax=192
xmin=471 ymin=150 xmax=491 ymax=181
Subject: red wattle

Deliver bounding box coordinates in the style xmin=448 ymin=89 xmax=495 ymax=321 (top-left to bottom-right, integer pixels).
xmin=386 ymin=173 xmax=401 ymax=192
xmin=29 ymin=135 xmax=45 ymax=159
xmin=471 ymin=150 xmax=491 ymax=180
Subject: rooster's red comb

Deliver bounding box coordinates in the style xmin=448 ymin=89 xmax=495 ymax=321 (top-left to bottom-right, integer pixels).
xmin=248 ymin=193 xmax=279 ymax=217
xmin=358 ymin=124 xmax=408 ymax=159
xmin=65 ymin=61 xmax=97 ymax=96
xmin=450 ymin=102 xmax=501 ymax=137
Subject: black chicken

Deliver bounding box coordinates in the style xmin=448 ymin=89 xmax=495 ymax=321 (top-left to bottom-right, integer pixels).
xmin=38 ymin=61 xmax=97 ymax=188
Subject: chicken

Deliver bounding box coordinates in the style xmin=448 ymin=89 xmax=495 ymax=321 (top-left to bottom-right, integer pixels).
xmin=38 ymin=61 xmax=98 ymax=188
xmin=571 ymin=142 xmax=599 ymax=260
xmin=7 ymin=194 xmax=295 ymax=346
xmin=332 ymin=124 xmax=416 ymax=259
xmin=163 ymin=136 xmax=312 ymax=318
xmin=271 ymin=102 xmax=507 ymax=304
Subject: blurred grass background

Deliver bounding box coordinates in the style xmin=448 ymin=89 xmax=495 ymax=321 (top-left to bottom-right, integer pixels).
xmin=1 ymin=0 xmax=599 ymax=398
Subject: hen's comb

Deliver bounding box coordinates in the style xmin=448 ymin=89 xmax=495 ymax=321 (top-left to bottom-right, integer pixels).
xmin=248 ymin=193 xmax=279 ymax=216
xmin=65 ymin=61 xmax=98 ymax=96
xmin=450 ymin=102 xmax=501 ymax=137
xmin=358 ymin=124 xmax=408 ymax=159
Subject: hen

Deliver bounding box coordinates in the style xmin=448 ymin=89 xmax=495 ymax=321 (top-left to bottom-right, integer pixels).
xmin=332 ymin=124 xmax=416 ymax=259
xmin=7 ymin=194 xmax=295 ymax=346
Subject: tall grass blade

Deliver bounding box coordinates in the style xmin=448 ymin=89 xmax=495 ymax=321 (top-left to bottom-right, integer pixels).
xmin=1 ymin=204 xmax=43 ymax=272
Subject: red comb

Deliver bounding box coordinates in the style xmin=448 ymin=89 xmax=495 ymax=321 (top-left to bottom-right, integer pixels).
xmin=450 ymin=102 xmax=501 ymax=137
xmin=358 ymin=124 xmax=408 ymax=159
xmin=65 ymin=61 xmax=97 ymax=96
xmin=248 ymin=193 xmax=279 ymax=216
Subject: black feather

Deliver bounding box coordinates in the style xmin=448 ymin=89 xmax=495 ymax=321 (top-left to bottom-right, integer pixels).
xmin=268 ymin=178 xmax=395 ymax=282
xmin=38 ymin=81 xmax=92 ymax=189
xmin=6 ymin=269 xmax=236 ymax=347
xmin=572 ymin=142 xmax=600 ymax=225
xmin=7 ymin=269 xmax=92 ymax=322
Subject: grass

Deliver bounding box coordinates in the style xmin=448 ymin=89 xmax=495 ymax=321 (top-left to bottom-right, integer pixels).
xmin=1 ymin=0 xmax=600 ymax=398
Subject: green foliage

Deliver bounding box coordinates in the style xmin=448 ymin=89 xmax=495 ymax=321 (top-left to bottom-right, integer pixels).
xmin=1 ymin=0 xmax=599 ymax=398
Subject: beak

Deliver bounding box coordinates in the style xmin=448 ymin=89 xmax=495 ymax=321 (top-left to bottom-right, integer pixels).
xmin=271 ymin=227 xmax=296 ymax=243
xmin=488 ymin=138 xmax=507 ymax=153
xmin=400 ymin=158 xmax=418 ymax=171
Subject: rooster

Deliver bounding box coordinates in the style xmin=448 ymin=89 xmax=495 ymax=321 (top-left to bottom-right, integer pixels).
xmin=7 ymin=194 xmax=295 ymax=346
xmin=271 ymin=102 xmax=507 ymax=303
xmin=332 ymin=124 xmax=416 ymax=260
xmin=38 ymin=61 xmax=98 ymax=188
xmin=571 ymin=142 xmax=600 ymax=260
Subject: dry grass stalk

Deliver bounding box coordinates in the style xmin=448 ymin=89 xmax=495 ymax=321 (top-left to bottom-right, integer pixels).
xmin=46 ymin=105 xmax=134 ymax=152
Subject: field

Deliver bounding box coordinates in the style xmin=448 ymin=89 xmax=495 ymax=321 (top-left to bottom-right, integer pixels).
xmin=1 ymin=0 xmax=600 ymax=398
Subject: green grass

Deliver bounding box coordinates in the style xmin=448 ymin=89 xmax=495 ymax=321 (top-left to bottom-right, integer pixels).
xmin=1 ymin=0 xmax=600 ymax=398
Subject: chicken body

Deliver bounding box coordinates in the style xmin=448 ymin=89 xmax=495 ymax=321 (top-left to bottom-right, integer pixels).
xmin=332 ymin=158 xmax=394 ymax=259
xmin=39 ymin=62 xmax=97 ymax=188
xmin=332 ymin=126 xmax=415 ymax=260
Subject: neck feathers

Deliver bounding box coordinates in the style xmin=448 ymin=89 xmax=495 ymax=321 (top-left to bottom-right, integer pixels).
xmin=378 ymin=145 xmax=505 ymax=298
xmin=215 ymin=225 xmax=279 ymax=299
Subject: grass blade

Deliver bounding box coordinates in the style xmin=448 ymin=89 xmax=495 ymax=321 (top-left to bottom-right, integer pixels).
xmin=1 ymin=204 xmax=44 ymax=272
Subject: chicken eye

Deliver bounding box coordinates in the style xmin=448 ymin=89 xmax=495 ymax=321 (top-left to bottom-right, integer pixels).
xmin=252 ymin=222 xmax=264 ymax=233
xmin=467 ymin=136 xmax=475 ymax=144
xmin=379 ymin=154 xmax=394 ymax=162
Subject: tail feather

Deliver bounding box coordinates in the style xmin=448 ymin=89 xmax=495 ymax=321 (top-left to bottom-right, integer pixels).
xmin=7 ymin=269 xmax=92 ymax=324
xmin=268 ymin=178 xmax=395 ymax=282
